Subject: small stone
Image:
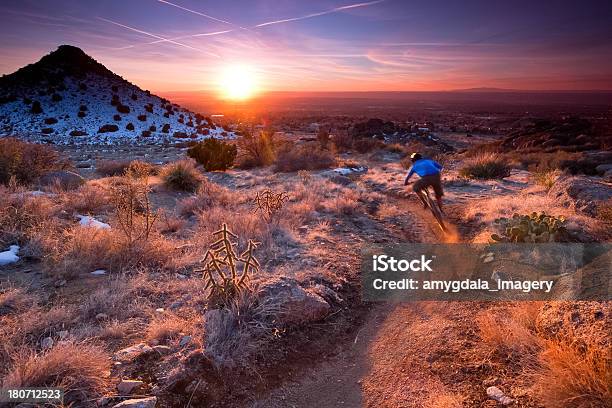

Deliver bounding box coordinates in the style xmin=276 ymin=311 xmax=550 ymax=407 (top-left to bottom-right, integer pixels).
xmin=168 ymin=301 xmax=183 ymax=310
xmin=54 ymin=279 xmax=66 ymax=288
xmin=91 ymin=270 xmax=107 ymax=276
xmin=483 ymin=254 xmax=495 ymax=264
xmin=117 ymin=380 xmax=144 ymax=395
xmin=486 ymin=386 xmax=513 ymax=405
xmin=96 ymin=313 xmax=109 ymax=321
xmin=57 ymin=330 xmax=69 ymax=340
xmin=175 ymin=273 xmax=187 ymax=280
xmin=41 ymin=336 xmax=54 ymax=349
xmin=111 ymin=397 xmax=157 ymax=408
xmin=155 ymin=308 xmax=164 ymax=313
xmin=178 ymin=335 xmax=191 ymax=347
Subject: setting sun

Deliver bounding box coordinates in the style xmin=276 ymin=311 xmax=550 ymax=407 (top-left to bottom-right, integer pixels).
xmin=218 ymin=65 xmax=258 ymax=100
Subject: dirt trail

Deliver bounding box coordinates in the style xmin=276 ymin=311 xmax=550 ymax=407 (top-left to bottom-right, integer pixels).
xmin=252 ymin=192 xmax=480 ymax=407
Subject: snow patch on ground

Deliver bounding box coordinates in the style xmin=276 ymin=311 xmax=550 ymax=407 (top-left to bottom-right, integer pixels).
xmin=333 ymin=166 xmax=367 ymax=175
xmin=0 ymin=245 xmax=20 ymax=266
xmin=77 ymin=215 xmax=111 ymax=229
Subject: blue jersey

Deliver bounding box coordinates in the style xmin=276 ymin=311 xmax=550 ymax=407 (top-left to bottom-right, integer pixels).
xmin=406 ymin=159 xmax=442 ymax=180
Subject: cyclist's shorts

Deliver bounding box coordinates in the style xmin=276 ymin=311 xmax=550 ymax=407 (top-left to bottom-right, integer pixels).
xmin=412 ymin=173 xmax=443 ymax=198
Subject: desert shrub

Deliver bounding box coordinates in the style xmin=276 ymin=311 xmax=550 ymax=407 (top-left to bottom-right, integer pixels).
xmin=252 ymin=190 xmax=288 ymax=222
xmin=533 ymin=169 xmax=561 ymax=191
xmin=77 ymin=111 xmax=86 ymax=118
xmin=110 ymin=171 xmax=158 ymax=247
xmin=173 ymin=131 xmax=188 ymax=138
xmin=160 ymin=159 xmax=202 ymax=192
xmin=274 ymin=145 xmax=335 ymax=172
xmin=0 ymin=138 xmax=61 ymax=185
xmin=31 ymin=101 xmax=42 ymax=114
xmin=2 ymin=342 xmax=109 ymax=404
xmin=51 ymin=93 xmax=62 ymax=102
xmin=41 ymin=128 xmax=53 ymax=134
xmin=237 ymin=129 xmax=276 ymax=168
xmin=141 ymin=130 xmax=151 ymax=137
xmin=96 ymin=159 xmax=131 ymax=176
xmin=0 ymin=191 xmax=58 ymax=245
xmin=113 ymin=114 xmax=121 ymax=121
xmin=459 ymin=153 xmax=511 ymax=179
xmin=111 ymin=85 xmax=118 ymax=92
xmin=353 ymin=138 xmax=381 ymax=153
xmin=44 ymin=117 xmax=58 ymax=125
xmin=126 ymin=122 xmax=134 ymax=131
xmin=162 ymin=124 xmax=170 ymax=133
xmin=79 ymin=104 xmax=87 ymax=111
xmin=332 ymin=131 xmax=353 ymax=151
xmin=116 ymin=104 xmax=130 ymax=114
xmin=98 ymin=124 xmax=118 ymax=133
xmin=187 ymin=139 xmax=237 ymax=171
xmin=597 ymin=204 xmax=612 ymax=224
xmin=137 ymin=114 xmax=146 ymax=121
xmin=131 ymin=93 xmax=138 ymax=100
xmin=126 ymin=160 xmax=157 ymax=177
xmin=149 ymin=125 xmax=156 ymax=132
xmin=317 ymin=128 xmax=331 ymax=149
xmin=177 ymin=181 xmax=233 ymax=216
xmin=69 ymin=130 xmax=87 ymax=137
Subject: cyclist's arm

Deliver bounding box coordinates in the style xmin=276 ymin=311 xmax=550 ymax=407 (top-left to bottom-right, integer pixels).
xmin=404 ymin=167 xmax=415 ymax=185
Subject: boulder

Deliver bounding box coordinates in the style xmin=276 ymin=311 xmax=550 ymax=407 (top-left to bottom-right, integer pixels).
xmin=39 ymin=170 xmax=85 ymax=190
xmin=258 ymin=277 xmax=330 ymax=325
xmin=111 ymin=397 xmax=156 ymax=408
xmin=548 ymin=176 xmax=612 ymax=217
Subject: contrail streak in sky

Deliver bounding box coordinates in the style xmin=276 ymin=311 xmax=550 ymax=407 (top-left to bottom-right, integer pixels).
xmin=97 ymin=17 xmax=220 ymax=57
xmin=157 ymin=0 xmax=244 ymax=28
xmin=112 ymin=30 xmax=234 ymax=50
xmin=255 ymin=0 xmax=386 ymax=27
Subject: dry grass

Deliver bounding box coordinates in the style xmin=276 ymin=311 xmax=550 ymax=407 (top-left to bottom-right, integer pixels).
xmin=146 ymin=312 xmax=201 ymax=345
xmin=177 ymin=180 xmax=234 ymax=217
xmin=534 ymin=341 xmax=611 ymax=408
xmin=2 ymin=341 xmax=109 ymax=404
xmin=160 ymin=159 xmax=203 ymax=192
xmin=532 ymin=169 xmax=561 ymax=191
xmin=459 ymin=153 xmax=511 ymax=179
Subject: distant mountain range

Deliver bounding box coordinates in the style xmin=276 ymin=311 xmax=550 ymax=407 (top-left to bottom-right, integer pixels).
xmin=0 ymin=45 xmax=229 ymax=145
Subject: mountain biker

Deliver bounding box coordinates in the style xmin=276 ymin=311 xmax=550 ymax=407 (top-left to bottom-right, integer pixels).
xmin=403 ymin=152 xmax=444 ymax=213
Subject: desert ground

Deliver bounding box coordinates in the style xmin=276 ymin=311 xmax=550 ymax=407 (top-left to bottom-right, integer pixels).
xmin=0 ymin=126 xmax=610 ymax=408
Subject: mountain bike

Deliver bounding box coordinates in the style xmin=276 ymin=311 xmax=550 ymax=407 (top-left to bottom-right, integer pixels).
xmin=416 ymin=187 xmax=447 ymax=232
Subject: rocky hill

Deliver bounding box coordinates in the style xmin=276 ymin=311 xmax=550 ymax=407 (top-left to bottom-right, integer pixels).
xmin=0 ymin=45 xmax=229 ymax=145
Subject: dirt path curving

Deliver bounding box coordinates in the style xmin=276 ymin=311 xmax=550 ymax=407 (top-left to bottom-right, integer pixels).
xmin=250 ymin=189 xmax=487 ymax=407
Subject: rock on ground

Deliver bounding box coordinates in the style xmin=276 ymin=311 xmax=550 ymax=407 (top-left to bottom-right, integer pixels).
xmin=39 ymin=170 xmax=85 ymax=190
xmin=117 ymin=380 xmax=144 ymax=395
xmin=111 ymin=397 xmax=157 ymax=408
xmin=114 ymin=343 xmax=154 ymax=362
xmin=257 ymin=277 xmax=331 ymax=325
xmin=548 ymin=175 xmax=612 ymax=217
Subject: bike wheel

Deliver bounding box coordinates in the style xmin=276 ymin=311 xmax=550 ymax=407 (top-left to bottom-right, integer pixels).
xmin=424 ymin=190 xmax=447 ymax=232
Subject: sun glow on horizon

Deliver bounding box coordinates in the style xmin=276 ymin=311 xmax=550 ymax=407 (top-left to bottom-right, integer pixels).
xmin=218 ymin=64 xmax=259 ymax=100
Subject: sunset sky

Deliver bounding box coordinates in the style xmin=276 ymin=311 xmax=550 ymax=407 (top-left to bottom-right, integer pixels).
xmin=1 ymin=0 xmax=612 ymax=93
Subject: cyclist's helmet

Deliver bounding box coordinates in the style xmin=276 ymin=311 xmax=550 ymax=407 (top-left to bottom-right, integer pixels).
xmin=410 ymin=152 xmax=423 ymax=162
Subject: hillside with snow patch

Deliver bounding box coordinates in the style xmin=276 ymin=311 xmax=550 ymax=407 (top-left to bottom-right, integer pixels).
xmin=0 ymin=45 xmax=231 ymax=145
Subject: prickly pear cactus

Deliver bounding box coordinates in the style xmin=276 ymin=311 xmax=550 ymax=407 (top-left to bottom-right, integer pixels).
xmin=491 ymin=212 xmax=567 ymax=243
